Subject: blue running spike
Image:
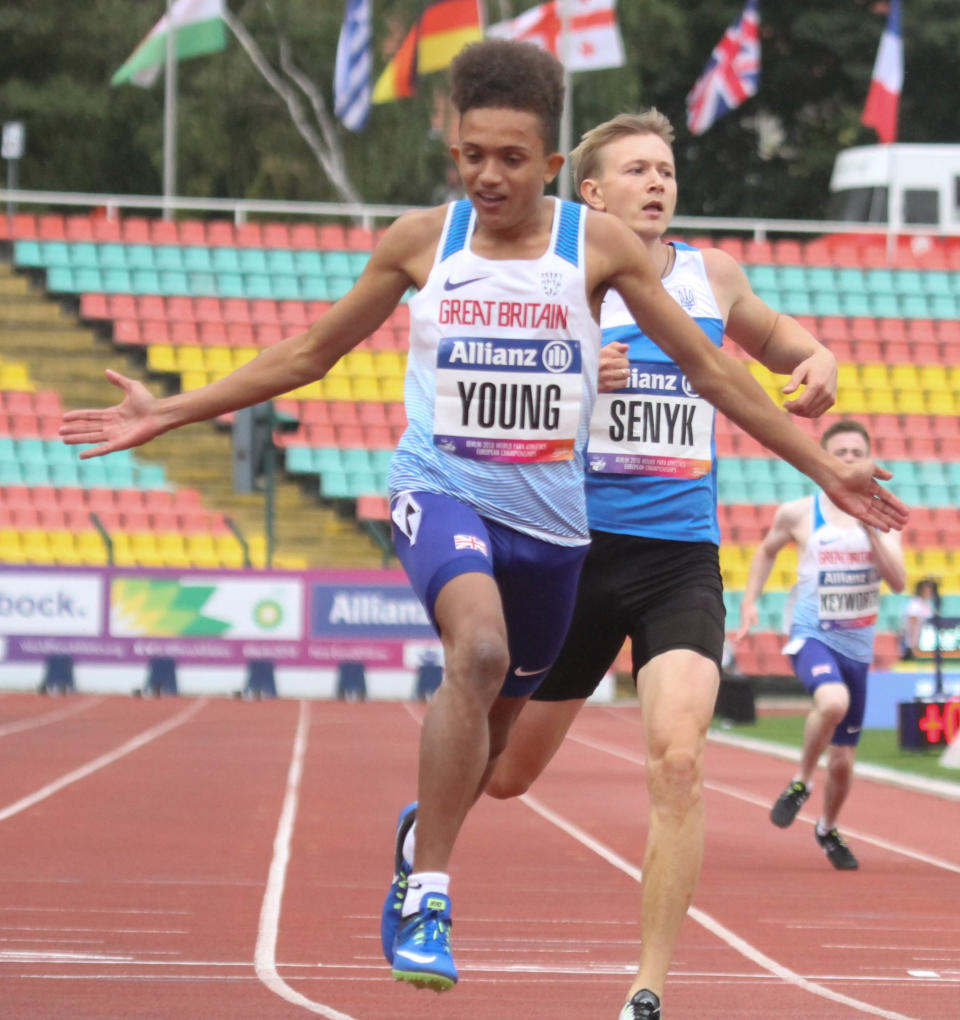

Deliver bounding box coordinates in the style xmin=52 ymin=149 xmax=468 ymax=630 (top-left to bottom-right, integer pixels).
xmin=380 ymin=801 xmax=417 ymax=962
xmin=391 ymin=892 xmax=458 ymax=992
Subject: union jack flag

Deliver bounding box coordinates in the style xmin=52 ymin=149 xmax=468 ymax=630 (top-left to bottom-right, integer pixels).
xmin=454 ymin=534 xmax=488 ymax=555
xmin=685 ymin=0 xmax=760 ymax=136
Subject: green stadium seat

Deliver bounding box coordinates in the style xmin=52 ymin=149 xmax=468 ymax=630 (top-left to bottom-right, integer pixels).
xmin=188 ymin=272 xmax=218 ymax=296
xmin=870 ymin=293 xmax=901 ymax=317
xmin=103 ymin=268 xmax=133 ymax=292
xmin=348 ymin=252 xmax=370 ymax=275
xmin=929 ymin=295 xmax=957 ymax=319
xmin=839 ymin=293 xmax=872 ymax=317
xmin=300 ymin=276 xmax=331 ymax=301
xmin=293 ymin=250 xmax=324 ymax=274
xmin=45 ymin=267 xmax=75 ymax=292
xmin=212 ymin=247 xmax=242 ymax=272
xmin=866 ymin=269 xmax=895 ymax=293
xmin=41 ymin=241 xmax=71 ymax=267
xmin=806 ymin=266 xmax=838 ymax=291
xmin=326 ymin=277 xmax=354 ymax=301
xmin=370 ymin=449 xmax=393 ymax=473
xmin=0 ymin=460 xmax=24 ymax=484
xmin=13 ymin=240 xmax=43 ymax=266
xmin=900 ymin=295 xmax=930 ymax=318
xmin=896 ymin=270 xmax=925 ymax=295
xmin=127 ymin=244 xmax=156 ymax=269
xmin=216 ymin=273 xmax=246 ymax=298
xmin=752 ymin=288 xmax=780 ymax=307
xmin=776 ymin=480 xmax=811 ymax=501
xmin=136 ymin=463 xmax=166 ymax=488
xmin=323 ymin=251 xmax=352 ymax=276
xmin=266 ymin=250 xmax=296 ymax=275
xmin=154 ymin=246 xmax=185 ymax=271
xmin=780 ymin=291 xmax=814 ymax=316
xmin=131 ymin=269 xmax=161 ymax=294
xmin=158 ymin=270 xmax=189 ymax=294
xmin=98 ymin=243 xmax=128 ymax=269
xmin=921 ymin=271 xmax=952 ymax=295
xmin=314 ymin=448 xmax=344 ymax=472
xmin=775 ymin=266 xmax=806 ymax=291
xmin=105 ymin=465 xmax=136 ymax=488
xmin=42 ymin=439 xmax=76 ymax=464
xmin=270 ymin=275 xmax=301 ymax=301
xmin=21 ymin=462 xmax=51 ymax=485
xmin=835 ymin=267 xmax=867 ymax=293
xmin=341 ymin=448 xmax=373 ymax=472
xmin=73 ymin=267 xmax=103 ymax=292
xmin=49 ymin=462 xmax=81 ymax=486
xmin=244 ymin=274 xmax=274 ymax=299
xmin=811 ymin=293 xmax=843 ymax=316
xmin=183 ymin=246 xmax=214 ymax=272
xmin=285 ymin=446 xmax=316 ymax=473
xmin=348 ymin=471 xmax=379 ymax=496
xmin=239 ymin=249 xmax=269 ymax=273
xmin=320 ymin=470 xmax=351 ymax=498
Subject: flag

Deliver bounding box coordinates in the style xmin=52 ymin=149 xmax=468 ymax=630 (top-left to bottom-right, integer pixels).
xmin=334 ymin=0 xmax=372 ymax=131
xmin=373 ymin=1 xmax=483 ymax=104
xmin=685 ymin=0 xmax=760 ymax=136
xmin=488 ymin=0 xmax=625 ymax=72
xmin=111 ymin=0 xmax=227 ymax=88
xmin=861 ymin=0 xmax=903 ymax=144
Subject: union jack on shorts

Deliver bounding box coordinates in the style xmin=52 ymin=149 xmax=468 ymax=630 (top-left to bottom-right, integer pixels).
xmin=685 ymin=0 xmax=760 ymax=136
xmin=454 ymin=534 xmax=488 ymax=556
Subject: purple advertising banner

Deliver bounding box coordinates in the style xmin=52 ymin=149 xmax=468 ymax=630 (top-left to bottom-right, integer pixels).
xmin=0 ymin=565 xmax=435 ymax=669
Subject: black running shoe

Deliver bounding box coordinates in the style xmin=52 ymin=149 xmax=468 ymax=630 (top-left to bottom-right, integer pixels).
xmin=770 ymin=780 xmax=810 ymax=828
xmin=815 ymin=827 xmax=859 ymax=870
xmin=618 ymin=989 xmax=661 ymax=1019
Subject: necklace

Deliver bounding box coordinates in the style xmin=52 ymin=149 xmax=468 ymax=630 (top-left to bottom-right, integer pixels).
xmin=660 ymin=243 xmax=675 ymax=279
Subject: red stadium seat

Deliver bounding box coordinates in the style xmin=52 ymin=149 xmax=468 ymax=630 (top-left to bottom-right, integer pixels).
xmin=235 ymin=222 xmax=264 ymax=247
xmin=356 ymin=495 xmax=389 ymax=521
xmin=141 ymin=320 xmax=171 ymax=344
xmin=306 ymin=423 xmax=336 ymax=446
xmin=91 ymin=217 xmax=122 ymax=242
xmin=143 ymin=489 xmax=174 ymax=513
xmin=345 ymin=226 xmax=375 ymax=250
xmin=151 ymin=510 xmax=179 ymax=531
xmin=255 ymin=324 xmax=284 ymax=345
xmin=194 ymin=297 xmax=223 ymax=323
xmin=882 ymin=341 xmax=911 ymax=363
xmin=172 ymin=488 xmax=202 ymax=510
xmin=262 ymin=223 xmax=291 ymax=248
xmin=221 ymin=298 xmax=250 ymax=324
xmin=301 ymin=401 xmax=330 ymax=424
xmin=849 ymin=317 xmax=878 ymax=342
xmin=167 ymin=296 xmax=195 ymax=322
xmin=199 ymin=321 xmax=228 ymax=346
xmin=138 ymin=295 xmax=166 ymax=319
xmin=289 ymin=223 xmax=319 ymax=249
xmin=64 ymin=215 xmax=96 ymax=241
xmin=772 ymin=239 xmax=803 ymax=264
xmin=818 ymin=317 xmax=849 ymax=342
xmin=178 ymin=220 xmax=207 ymax=245
xmin=743 ymin=239 xmax=773 ymax=263
xmin=329 ymin=402 xmax=359 ymax=426
xmin=226 ymin=322 xmax=255 ymax=346
xmin=37 ymin=214 xmax=66 ymax=240
xmin=170 ymin=322 xmax=199 ymax=346
xmin=878 ymin=318 xmax=906 ymax=342
xmin=851 ymin=340 xmax=881 ymax=362
xmin=907 ymin=319 xmax=936 ymax=343
xmin=80 ymin=293 xmax=110 ymax=320
xmin=278 ymin=301 xmax=310 ymax=328
xmin=121 ymin=217 xmax=151 ymax=242
xmin=358 ymin=402 xmax=388 ymax=426
xmin=364 ymin=425 xmax=393 ymax=447
xmin=113 ymin=319 xmax=143 ymax=345
xmin=716 ymin=237 xmax=745 ymax=260
xmin=250 ymin=299 xmax=279 ymax=324
xmin=206 ymin=220 xmax=235 ymax=246
xmin=150 ymin=220 xmax=179 ymax=244
xmin=318 ymin=224 xmax=347 ymax=249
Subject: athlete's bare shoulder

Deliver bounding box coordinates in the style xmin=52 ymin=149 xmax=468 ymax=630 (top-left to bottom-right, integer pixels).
xmin=372 ymin=205 xmax=449 ymax=287
xmin=582 ymin=207 xmax=655 ymax=290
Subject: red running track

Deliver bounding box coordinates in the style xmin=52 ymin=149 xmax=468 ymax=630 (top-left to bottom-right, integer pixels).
xmin=0 ymin=692 xmax=956 ymax=1019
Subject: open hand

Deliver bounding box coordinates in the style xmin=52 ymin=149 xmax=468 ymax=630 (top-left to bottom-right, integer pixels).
xmin=824 ymin=459 xmax=909 ymax=533
xmin=59 ymin=370 xmax=166 ymax=459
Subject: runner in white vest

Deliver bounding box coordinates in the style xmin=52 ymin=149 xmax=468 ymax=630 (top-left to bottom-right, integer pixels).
xmin=737 ymin=421 xmax=906 ymax=870
xmin=62 ymin=40 xmax=908 ymax=1005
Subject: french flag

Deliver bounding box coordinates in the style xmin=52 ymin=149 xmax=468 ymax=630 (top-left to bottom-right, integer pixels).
xmin=861 ymin=0 xmax=903 ymax=144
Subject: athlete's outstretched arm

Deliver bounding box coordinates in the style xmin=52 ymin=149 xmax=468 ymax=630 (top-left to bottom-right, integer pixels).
xmin=60 ymin=210 xmax=439 ymax=458
xmin=704 ymin=248 xmax=837 ymax=418
xmin=585 ymin=214 xmax=908 ymax=533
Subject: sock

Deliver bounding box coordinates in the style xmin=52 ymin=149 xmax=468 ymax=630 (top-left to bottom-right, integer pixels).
xmin=816 ymin=819 xmax=832 ymax=837
xmin=402 ymin=820 xmax=416 ymax=867
xmin=402 ymin=871 xmax=449 ymax=917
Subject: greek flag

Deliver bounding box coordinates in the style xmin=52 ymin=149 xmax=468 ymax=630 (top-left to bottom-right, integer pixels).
xmin=334 ymin=0 xmax=372 ymax=131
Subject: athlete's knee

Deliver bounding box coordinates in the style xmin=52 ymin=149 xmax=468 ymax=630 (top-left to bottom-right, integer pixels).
xmin=485 ymin=762 xmax=532 ymax=800
xmin=445 ymin=627 xmax=510 ymax=694
xmin=647 ymin=744 xmax=704 ymax=812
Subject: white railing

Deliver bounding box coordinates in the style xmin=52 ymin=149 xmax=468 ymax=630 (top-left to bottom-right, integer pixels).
xmin=4 ymin=188 xmax=960 ymax=243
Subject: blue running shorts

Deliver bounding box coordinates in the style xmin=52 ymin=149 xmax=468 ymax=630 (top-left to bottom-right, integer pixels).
xmin=390 ymin=491 xmax=588 ymax=697
xmin=790 ymin=637 xmax=869 ymax=747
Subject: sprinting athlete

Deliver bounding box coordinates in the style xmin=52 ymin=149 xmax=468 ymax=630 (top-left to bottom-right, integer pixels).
xmin=478 ymin=109 xmax=841 ymax=1020
xmin=61 ymin=43 xmax=906 ymax=1003
xmin=737 ymin=419 xmax=906 ymax=871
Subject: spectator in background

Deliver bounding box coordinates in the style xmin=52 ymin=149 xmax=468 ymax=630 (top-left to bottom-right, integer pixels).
xmin=899 ymin=577 xmax=938 ymax=660
xmin=737 ymin=420 xmax=906 ymax=871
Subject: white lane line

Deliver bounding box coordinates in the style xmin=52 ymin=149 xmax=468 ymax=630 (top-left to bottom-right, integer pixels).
xmin=569 ymin=732 xmax=960 ymax=874
xmin=254 ymin=700 xmax=357 ymax=1020
xmin=0 ymin=700 xmax=206 ymax=824
xmin=0 ymin=697 xmax=104 ymax=738
xmin=520 ymin=792 xmax=918 ymax=1020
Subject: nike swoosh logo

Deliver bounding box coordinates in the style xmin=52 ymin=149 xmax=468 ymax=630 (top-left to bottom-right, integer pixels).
xmin=514 ymin=666 xmax=547 ymax=677
xmin=443 ymin=275 xmax=489 ymax=291
xmin=394 ymin=948 xmax=438 ymax=964
xmin=845 ymin=726 xmax=861 ymax=734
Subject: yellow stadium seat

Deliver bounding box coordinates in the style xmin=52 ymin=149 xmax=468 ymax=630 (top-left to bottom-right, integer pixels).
xmin=75 ymin=532 xmax=108 ymax=565
xmin=890 ymin=364 xmax=921 ymax=388
xmin=835 ymin=389 xmax=868 ymax=414
xmin=895 ymin=388 xmax=927 ymax=415
xmin=345 ymin=350 xmax=376 ymax=376
xmin=323 ymin=376 xmax=354 ymax=401
xmin=864 ymin=387 xmax=896 ymax=413
xmin=918 ymin=364 xmax=949 ymax=390
xmin=147 ymin=344 xmax=177 ymax=373
xmin=0 ymin=361 xmax=34 ymax=391
xmin=181 ymin=370 xmax=209 ymax=391
xmin=21 ymin=529 xmax=55 ymax=564
xmin=352 ymin=378 xmax=381 ymax=401
xmin=380 ymin=378 xmax=404 ymax=402
xmin=186 ymin=534 xmax=221 ymax=568
xmin=376 ymin=350 xmax=407 ymax=377
xmin=214 ymin=535 xmax=245 ymax=568
xmin=859 ymin=363 xmax=890 ymax=388
xmin=0 ymin=528 xmax=25 ymax=563
xmin=837 ymin=364 xmax=859 ymax=388
xmin=175 ymin=346 xmax=206 ymax=372
xmin=233 ymin=347 xmax=259 ymax=367
xmin=927 ymin=391 xmax=956 ymax=415
xmin=204 ymin=347 xmax=234 ymax=373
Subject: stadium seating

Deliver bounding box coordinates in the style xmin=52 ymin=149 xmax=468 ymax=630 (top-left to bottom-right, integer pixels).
xmin=6 ymin=212 xmax=960 ymax=670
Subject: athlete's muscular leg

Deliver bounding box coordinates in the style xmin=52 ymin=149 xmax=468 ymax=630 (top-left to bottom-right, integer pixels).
xmin=628 ymin=649 xmax=719 ymax=1002
xmin=413 ymin=571 xmax=510 ymax=874
xmin=821 ymin=743 xmax=856 ymax=829
xmin=798 ymin=682 xmax=849 ymax=786
xmin=485 ymin=697 xmax=588 ymax=799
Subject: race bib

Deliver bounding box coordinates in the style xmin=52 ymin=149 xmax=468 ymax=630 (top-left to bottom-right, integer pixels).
xmin=817 ymin=566 xmax=879 ymax=630
xmin=433 ymin=336 xmax=583 ymax=463
xmin=586 ymin=360 xmax=713 ymax=478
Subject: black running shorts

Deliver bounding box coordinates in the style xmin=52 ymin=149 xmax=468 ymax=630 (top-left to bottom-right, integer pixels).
xmin=531 ymin=531 xmax=726 ymax=702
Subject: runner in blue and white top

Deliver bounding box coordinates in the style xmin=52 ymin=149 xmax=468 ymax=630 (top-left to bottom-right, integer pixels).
xmin=487 ymin=109 xmax=847 ymax=1018
xmin=738 ymin=420 xmax=906 ymax=873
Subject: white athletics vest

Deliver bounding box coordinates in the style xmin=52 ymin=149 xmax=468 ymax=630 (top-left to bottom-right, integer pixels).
xmin=389 ymin=198 xmax=601 ymax=544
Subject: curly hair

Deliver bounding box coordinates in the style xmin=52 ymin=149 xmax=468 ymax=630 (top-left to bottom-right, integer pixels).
xmin=572 ymin=110 xmax=676 ymax=194
xmin=450 ymin=39 xmax=564 ymax=152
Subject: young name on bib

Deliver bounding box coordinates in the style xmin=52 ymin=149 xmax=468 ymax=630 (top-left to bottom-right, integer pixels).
xmin=433 ymin=336 xmax=583 ymax=463
xmin=586 ymin=360 xmax=713 ymax=478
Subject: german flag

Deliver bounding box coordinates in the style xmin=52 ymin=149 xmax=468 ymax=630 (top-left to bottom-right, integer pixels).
xmin=373 ymin=0 xmax=483 ymax=104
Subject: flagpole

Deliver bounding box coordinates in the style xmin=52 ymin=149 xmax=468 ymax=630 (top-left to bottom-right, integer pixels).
xmin=163 ymin=0 xmax=177 ymax=219
xmin=558 ymin=0 xmax=573 ymax=199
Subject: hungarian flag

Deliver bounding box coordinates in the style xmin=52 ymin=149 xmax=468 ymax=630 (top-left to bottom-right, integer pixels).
xmin=373 ymin=0 xmax=483 ymax=104
xmin=861 ymin=0 xmax=903 ymax=144
xmin=685 ymin=0 xmax=760 ymax=135
xmin=488 ymin=0 xmax=625 ymax=72
xmin=111 ymin=0 xmax=227 ymax=88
